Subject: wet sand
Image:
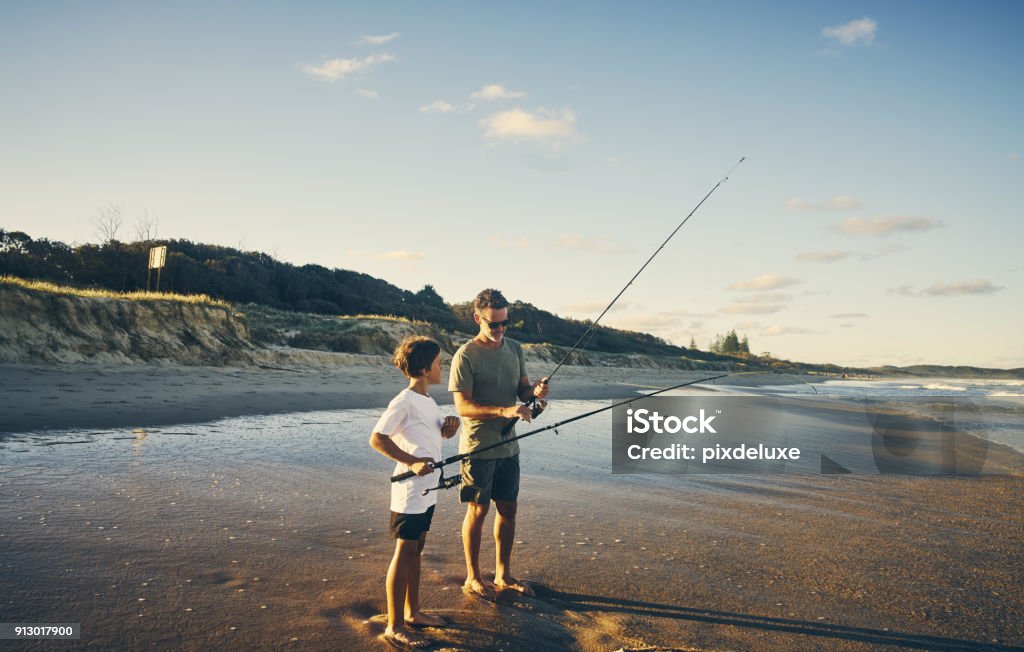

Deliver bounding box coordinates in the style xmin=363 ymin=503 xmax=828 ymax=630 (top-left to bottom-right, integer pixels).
xmin=1 ymin=367 xmax=1023 ymax=650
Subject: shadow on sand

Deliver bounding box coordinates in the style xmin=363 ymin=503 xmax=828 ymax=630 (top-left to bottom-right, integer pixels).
xmin=538 ymin=587 xmax=1015 ymax=651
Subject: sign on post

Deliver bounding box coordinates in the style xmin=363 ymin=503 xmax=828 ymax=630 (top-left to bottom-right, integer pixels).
xmin=147 ymin=245 xmax=167 ymax=291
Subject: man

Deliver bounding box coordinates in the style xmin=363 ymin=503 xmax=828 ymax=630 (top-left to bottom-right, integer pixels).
xmin=449 ymin=288 xmax=549 ymax=600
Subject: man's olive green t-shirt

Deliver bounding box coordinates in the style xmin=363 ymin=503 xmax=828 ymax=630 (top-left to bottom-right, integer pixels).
xmin=448 ymin=338 xmax=526 ymax=459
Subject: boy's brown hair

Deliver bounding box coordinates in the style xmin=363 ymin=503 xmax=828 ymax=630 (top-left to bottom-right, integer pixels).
xmin=392 ymin=336 xmax=441 ymax=378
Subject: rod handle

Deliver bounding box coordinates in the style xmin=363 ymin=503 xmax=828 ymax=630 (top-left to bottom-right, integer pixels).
xmin=391 ymin=470 xmax=415 ymax=482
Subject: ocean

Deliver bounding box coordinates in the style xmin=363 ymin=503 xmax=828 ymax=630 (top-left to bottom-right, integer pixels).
xmin=710 ymin=376 xmax=1024 ymax=456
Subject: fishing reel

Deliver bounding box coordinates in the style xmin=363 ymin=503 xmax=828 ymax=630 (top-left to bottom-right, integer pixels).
xmin=529 ymin=397 xmax=548 ymax=419
xmin=422 ymin=464 xmax=461 ymax=496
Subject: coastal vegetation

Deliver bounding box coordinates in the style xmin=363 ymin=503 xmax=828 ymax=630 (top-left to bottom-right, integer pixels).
xmin=0 ymin=229 xmax=710 ymax=358
xmin=3 ymin=228 xmax=1021 ymax=378
xmin=0 ymin=274 xmax=227 ymax=307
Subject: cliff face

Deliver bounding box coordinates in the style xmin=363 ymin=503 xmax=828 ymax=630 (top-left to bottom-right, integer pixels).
xmin=0 ymin=286 xmax=255 ymax=365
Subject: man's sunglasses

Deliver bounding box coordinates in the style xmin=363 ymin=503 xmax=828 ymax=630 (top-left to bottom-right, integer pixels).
xmin=479 ymin=316 xmax=512 ymax=329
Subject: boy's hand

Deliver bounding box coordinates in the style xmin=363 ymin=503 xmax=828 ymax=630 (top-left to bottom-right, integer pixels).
xmin=410 ymin=458 xmax=435 ymax=476
xmin=441 ymin=416 xmax=460 ymax=439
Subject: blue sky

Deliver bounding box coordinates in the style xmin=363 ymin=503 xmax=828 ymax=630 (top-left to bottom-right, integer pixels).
xmin=2 ymin=1 xmax=1022 ymax=368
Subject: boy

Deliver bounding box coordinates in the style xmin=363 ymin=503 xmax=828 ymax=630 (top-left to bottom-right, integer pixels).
xmin=369 ymin=336 xmax=459 ymax=648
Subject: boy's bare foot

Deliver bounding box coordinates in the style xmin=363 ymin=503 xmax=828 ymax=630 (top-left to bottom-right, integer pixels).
xmin=405 ymin=611 xmax=447 ymax=628
xmin=382 ymin=627 xmax=431 ymax=649
xmin=493 ymin=576 xmax=535 ymax=597
xmin=462 ymin=577 xmax=497 ymax=601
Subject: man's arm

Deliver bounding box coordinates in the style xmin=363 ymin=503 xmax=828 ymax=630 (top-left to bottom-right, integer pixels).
xmin=517 ymin=375 xmax=550 ymax=403
xmin=453 ymin=389 xmax=533 ymax=422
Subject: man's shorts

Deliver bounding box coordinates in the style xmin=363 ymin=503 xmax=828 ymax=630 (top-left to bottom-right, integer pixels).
xmin=389 ymin=504 xmax=435 ymax=540
xmin=460 ymin=455 xmax=520 ymax=504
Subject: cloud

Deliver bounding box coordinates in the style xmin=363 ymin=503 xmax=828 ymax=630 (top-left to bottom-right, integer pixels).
xmin=489 ymin=236 xmax=529 ymax=249
xmin=480 ymin=107 xmax=577 ymax=142
xmin=761 ymin=325 xmax=817 ymax=336
xmin=823 ymin=18 xmax=878 ymax=46
xmin=833 ymin=215 xmax=941 ymax=237
xmin=556 ymin=234 xmax=629 ymax=254
xmin=796 ymin=250 xmax=852 ymax=263
xmin=728 ymin=274 xmax=801 ymax=291
xmin=785 ymin=195 xmax=861 ymax=211
xmin=470 ymin=83 xmax=526 ymax=102
xmin=888 ymin=285 xmax=919 ymax=297
xmin=355 ymin=89 xmax=379 ymax=100
xmin=888 ymin=279 xmax=1005 ymax=297
xmin=1011 ymin=153 xmax=1021 ymax=162
xmin=737 ymin=292 xmax=792 ymax=303
xmin=719 ymin=304 xmax=786 ymax=315
xmin=924 ymin=279 xmax=1006 ymax=296
xmin=605 ymin=311 xmax=695 ymax=342
xmin=860 ymin=243 xmax=907 ymax=260
xmin=829 ymin=313 xmax=867 ymax=319
xmin=355 ymin=33 xmax=400 ymax=46
xmin=302 ymin=54 xmax=396 ymax=82
xmin=377 ymin=250 xmax=425 ymax=261
xmin=419 ymin=100 xmax=458 ymax=113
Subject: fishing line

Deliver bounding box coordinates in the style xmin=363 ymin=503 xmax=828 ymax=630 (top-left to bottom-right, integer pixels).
xmin=504 ymin=156 xmax=747 ymax=435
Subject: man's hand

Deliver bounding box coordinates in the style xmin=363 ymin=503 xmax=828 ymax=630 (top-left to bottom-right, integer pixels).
xmin=503 ymin=404 xmax=534 ymax=422
xmin=533 ymin=376 xmax=550 ymax=400
xmin=441 ymin=416 xmax=460 ymax=439
xmin=410 ymin=458 xmax=435 ymax=476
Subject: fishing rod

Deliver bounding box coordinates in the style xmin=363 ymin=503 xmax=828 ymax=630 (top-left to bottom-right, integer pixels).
xmin=392 ymin=373 xmax=731 ymax=491
xmin=503 ymin=156 xmax=747 ymax=436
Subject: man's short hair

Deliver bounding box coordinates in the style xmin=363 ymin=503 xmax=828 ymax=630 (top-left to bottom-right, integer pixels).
xmin=474 ymin=288 xmax=509 ymax=311
xmin=392 ymin=336 xmax=441 ymax=378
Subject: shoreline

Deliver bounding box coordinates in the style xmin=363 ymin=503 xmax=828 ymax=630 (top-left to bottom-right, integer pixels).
xmin=0 ymin=362 xmax=785 ymax=435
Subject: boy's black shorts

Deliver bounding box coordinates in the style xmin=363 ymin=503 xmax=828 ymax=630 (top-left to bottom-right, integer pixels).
xmin=460 ymin=455 xmax=520 ymax=504
xmin=389 ymin=504 xmax=435 ymax=540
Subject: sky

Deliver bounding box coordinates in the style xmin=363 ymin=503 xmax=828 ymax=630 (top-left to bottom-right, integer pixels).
xmin=2 ymin=1 xmax=1022 ymax=369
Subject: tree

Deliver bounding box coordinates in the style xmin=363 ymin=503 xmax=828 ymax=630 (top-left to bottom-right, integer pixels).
xmin=93 ymin=204 xmax=123 ymax=243
xmin=413 ymin=284 xmax=447 ymax=310
xmin=722 ymin=329 xmax=740 ymax=354
xmin=689 ymin=335 xmax=698 ymax=350
xmin=134 ymin=210 xmax=159 ymax=241
xmin=740 ymin=335 xmax=750 ymax=355
xmin=709 ymin=334 xmax=723 ymax=353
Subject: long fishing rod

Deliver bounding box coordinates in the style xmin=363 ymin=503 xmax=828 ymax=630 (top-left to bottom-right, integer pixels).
xmin=392 ymin=373 xmax=731 ymax=488
xmin=503 ymin=156 xmax=746 ymax=436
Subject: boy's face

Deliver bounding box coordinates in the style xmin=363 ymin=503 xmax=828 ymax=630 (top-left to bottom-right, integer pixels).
xmin=426 ymin=353 xmax=443 ymax=385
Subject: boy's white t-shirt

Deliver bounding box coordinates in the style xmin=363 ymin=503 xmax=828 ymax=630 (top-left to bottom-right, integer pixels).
xmin=373 ymin=388 xmax=444 ymax=514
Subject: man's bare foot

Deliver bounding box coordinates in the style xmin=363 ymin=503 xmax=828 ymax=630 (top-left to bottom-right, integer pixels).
xmin=494 ymin=576 xmax=535 ymax=597
xmin=405 ymin=611 xmax=447 ymax=628
xmin=382 ymin=626 xmax=431 ymax=649
xmin=462 ymin=577 xmax=497 ymax=601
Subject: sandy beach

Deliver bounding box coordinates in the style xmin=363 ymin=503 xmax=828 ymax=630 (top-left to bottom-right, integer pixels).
xmin=1 ymin=362 xmax=1022 ymax=650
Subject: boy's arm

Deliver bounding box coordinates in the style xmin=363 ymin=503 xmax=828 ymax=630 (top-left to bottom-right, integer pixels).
xmin=369 ymin=432 xmax=434 ymax=476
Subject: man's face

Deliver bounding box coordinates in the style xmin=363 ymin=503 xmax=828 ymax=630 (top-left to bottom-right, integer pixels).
xmin=474 ymin=307 xmax=509 ymax=343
